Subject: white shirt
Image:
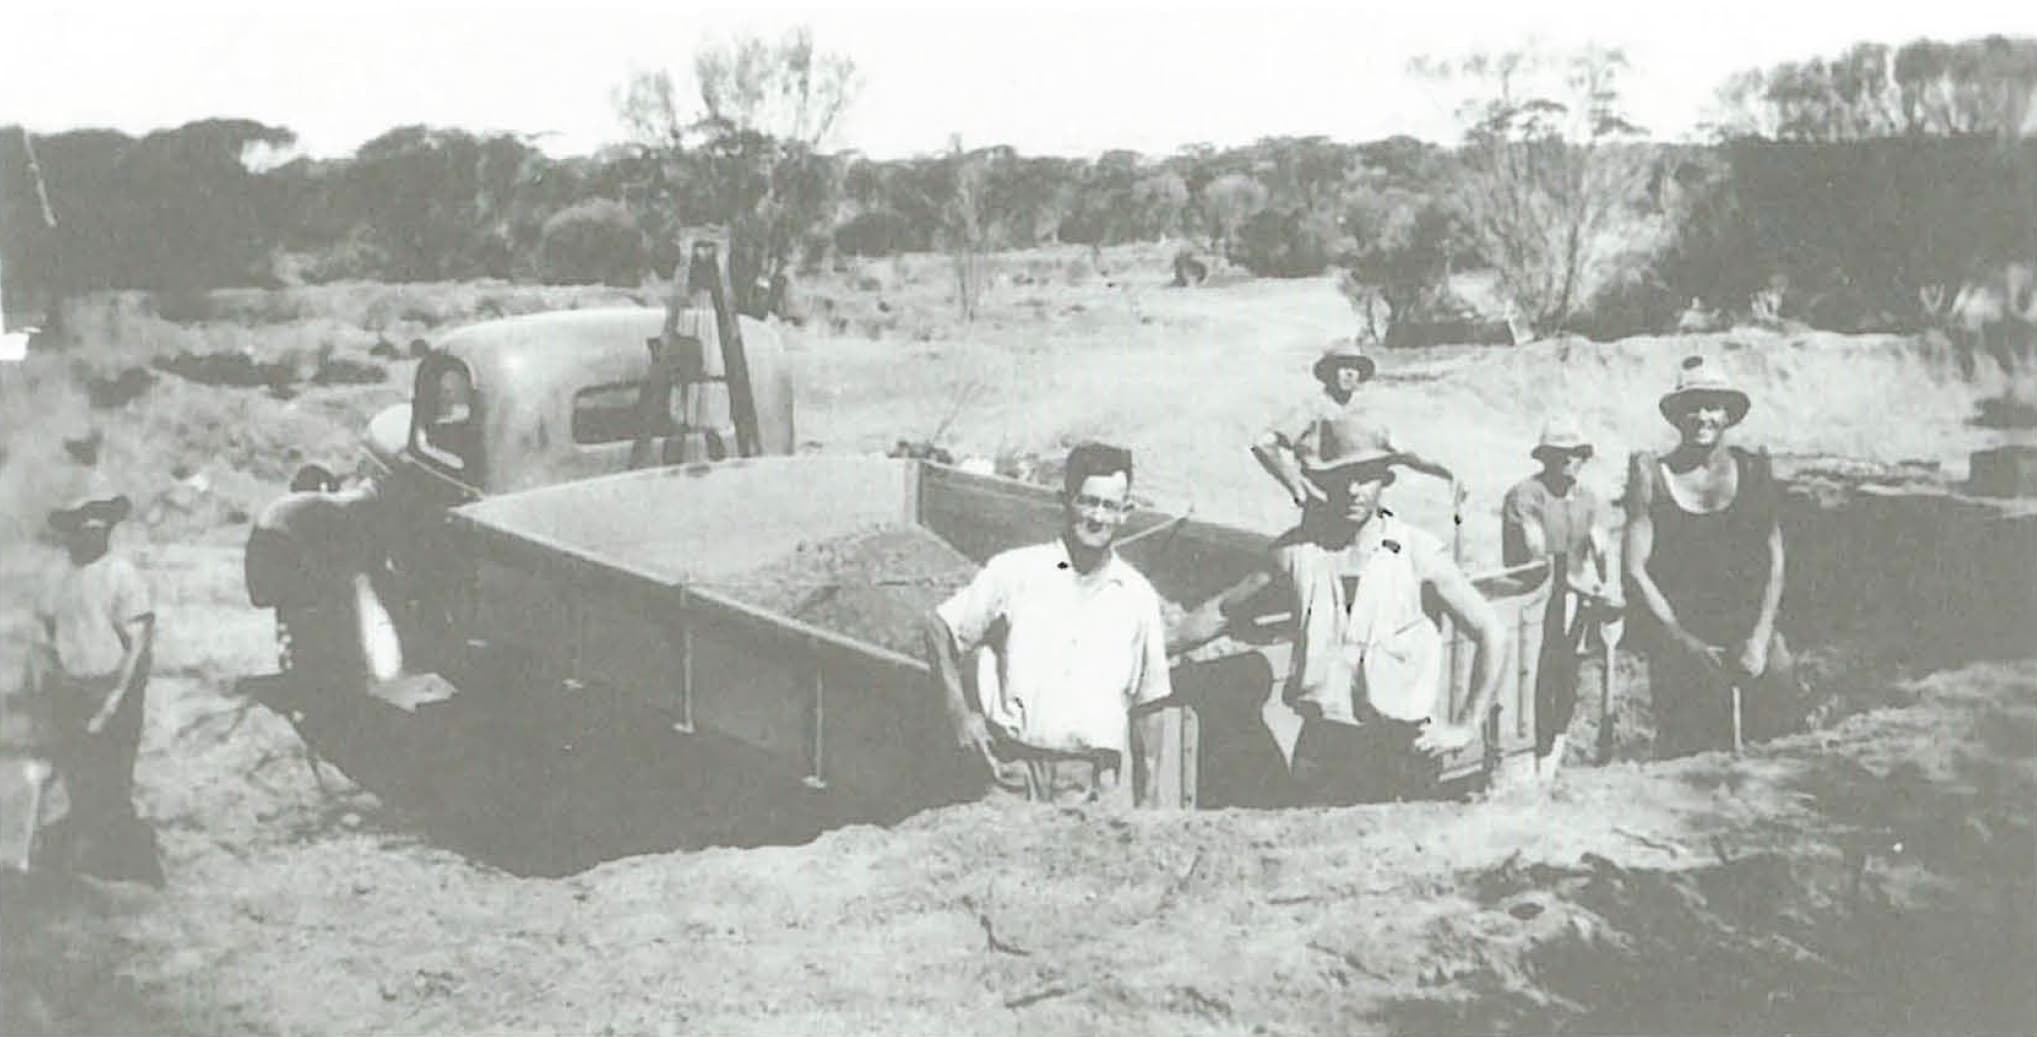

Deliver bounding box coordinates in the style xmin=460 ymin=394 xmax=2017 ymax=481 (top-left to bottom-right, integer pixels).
xmin=1275 ymin=514 xmax=1446 ymax=725
xmin=937 ymin=540 xmax=1172 ymax=755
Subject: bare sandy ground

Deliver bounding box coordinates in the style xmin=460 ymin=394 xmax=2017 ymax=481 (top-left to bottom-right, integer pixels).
xmin=2 ymin=253 xmax=2033 ymax=1034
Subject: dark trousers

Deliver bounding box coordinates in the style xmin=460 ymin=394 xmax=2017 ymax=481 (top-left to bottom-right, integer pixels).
xmin=1290 ymin=717 xmax=1443 ymax=806
xmin=48 ymin=675 xmax=145 ymax=825
xmin=42 ymin=675 xmax=159 ymax=883
xmin=1650 ymin=630 xmax=1799 ymax=759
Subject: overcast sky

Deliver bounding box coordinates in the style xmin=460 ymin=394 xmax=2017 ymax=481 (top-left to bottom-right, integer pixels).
xmin=5 ymin=1 xmax=2031 ymax=161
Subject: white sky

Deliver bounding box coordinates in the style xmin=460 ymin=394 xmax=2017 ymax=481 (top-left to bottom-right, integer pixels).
xmin=4 ymin=1 xmax=2032 ymax=161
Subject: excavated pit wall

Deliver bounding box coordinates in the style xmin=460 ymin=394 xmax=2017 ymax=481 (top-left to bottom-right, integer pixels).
xmin=1779 ymin=480 xmax=2037 ymax=670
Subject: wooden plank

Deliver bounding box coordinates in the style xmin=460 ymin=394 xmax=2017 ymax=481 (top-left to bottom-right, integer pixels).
xmin=806 ymin=656 xmax=826 ymax=790
xmin=678 ymin=607 xmax=695 ymax=732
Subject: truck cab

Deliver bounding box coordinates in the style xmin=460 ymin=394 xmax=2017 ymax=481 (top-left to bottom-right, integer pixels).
xmin=249 ymin=304 xmax=796 ymax=683
xmin=363 ymin=306 xmax=795 ymax=501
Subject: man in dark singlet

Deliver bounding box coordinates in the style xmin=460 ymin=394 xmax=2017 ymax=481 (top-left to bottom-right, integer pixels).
xmin=1623 ymin=355 xmax=1801 ymax=758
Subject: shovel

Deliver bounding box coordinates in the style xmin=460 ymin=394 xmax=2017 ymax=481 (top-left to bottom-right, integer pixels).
xmin=1 ymin=757 xmax=55 ymax=872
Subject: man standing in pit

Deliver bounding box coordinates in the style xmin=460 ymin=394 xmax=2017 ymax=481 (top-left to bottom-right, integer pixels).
xmin=1623 ymin=355 xmax=1801 ymax=758
xmin=25 ymin=469 xmax=160 ymax=882
xmin=921 ymin=442 xmax=1174 ymax=806
xmin=1252 ymin=339 xmax=1458 ymax=510
xmin=1176 ymin=416 xmax=1509 ymax=805
xmin=1501 ymin=412 xmax=1619 ymax=777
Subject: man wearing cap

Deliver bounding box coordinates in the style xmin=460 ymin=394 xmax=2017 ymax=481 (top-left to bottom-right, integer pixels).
xmin=922 ymin=442 xmax=1174 ymax=807
xmin=24 ymin=471 xmax=157 ymax=878
xmin=1503 ymin=413 xmax=1618 ymax=776
xmin=1252 ymin=340 xmax=1457 ymax=509
xmin=1177 ymin=416 xmax=1508 ymax=805
xmin=1623 ymin=355 xmax=1799 ymax=758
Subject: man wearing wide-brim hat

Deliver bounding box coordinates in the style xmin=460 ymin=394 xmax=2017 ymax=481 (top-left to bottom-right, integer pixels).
xmin=1622 ymin=355 xmax=1801 ymax=759
xmin=21 ymin=468 xmax=160 ymax=881
xmin=1176 ymin=415 xmax=1509 ymax=804
xmin=1251 ymin=339 xmax=1458 ymax=510
xmin=1502 ymin=411 xmax=1618 ymax=779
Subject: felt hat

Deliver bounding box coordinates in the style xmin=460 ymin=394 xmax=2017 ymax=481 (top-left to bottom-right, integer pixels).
xmin=1311 ymin=339 xmax=1377 ymax=385
xmin=1531 ymin=412 xmax=1593 ymax=460
xmin=1658 ymin=354 xmax=1750 ymax=427
xmin=47 ymin=469 xmax=131 ymax=530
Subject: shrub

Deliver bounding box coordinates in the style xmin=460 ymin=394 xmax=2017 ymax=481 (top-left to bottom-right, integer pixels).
xmin=538 ymin=200 xmax=646 ymax=287
xmin=294 ymin=231 xmax=394 ymax=285
xmin=1338 ymin=193 xmax=1471 ymax=334
xmin=1566 ymin=265 xmax=1684 ymax=340
xmin=1232 ymin=208 xmax=1340 ymax=278
xmin=834 ymin=209 xmax=921 ymax=257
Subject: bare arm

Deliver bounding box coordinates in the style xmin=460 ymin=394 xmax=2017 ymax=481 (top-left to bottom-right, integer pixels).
xmin=1586 ymin=523 xmax=1612 ymax=593
xmin=22 ymin=624 xmax=49 ymax=698
xmin=1427 ymin=560 xmax=1508 ymax=727
xmin=1393 ymin=450 xmax=1457 ymax=484
xmin=1167 ymin=570 xmax=1277 ymax=657
xmin=1751 ymin=521 xmax=1785 ymax=643
xmin=1250 ymin=434 xmax=1315 ymax=506
xmin=920 ymin=612 xmax=974 ymax=732
xmin=89 ymin=613 xmax=154 ymax=732
xmin=1131 ymin=709 xmax=1167 ymax=807
xmin=1517 ymin=510 xmax=1551 ymax=562
xmin=1128 ymin=596 xmax=1176 ymax=808
xmin=1622 ymin=452 xmax=1684 ymax=636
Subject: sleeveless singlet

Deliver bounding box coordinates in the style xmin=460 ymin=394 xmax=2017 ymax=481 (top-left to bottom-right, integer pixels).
xmin=1634 ymin=447 xmax=1778 ymax=646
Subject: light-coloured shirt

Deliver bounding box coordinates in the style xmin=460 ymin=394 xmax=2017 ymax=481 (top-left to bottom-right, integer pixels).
xmin=34 ymin=553 xmax=152 ymax=681
xmin=1273 ymin=514 xmax=1447 ymax=725
xmin=1501 ymin=475 xmax=1602 ymax=578
xmin=937 ymin=540 xmax=1172 ymax=756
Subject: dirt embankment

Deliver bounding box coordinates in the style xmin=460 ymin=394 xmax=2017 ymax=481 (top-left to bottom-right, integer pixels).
xmin=5 ymin=540 xmax=2031 ymax=1036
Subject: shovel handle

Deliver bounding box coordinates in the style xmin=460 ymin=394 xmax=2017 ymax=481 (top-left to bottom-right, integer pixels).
xmin=1598 ymin=625 xmax=1617 ymax=764
xmin=1730 ymin=683 xmax=1745 ymax=756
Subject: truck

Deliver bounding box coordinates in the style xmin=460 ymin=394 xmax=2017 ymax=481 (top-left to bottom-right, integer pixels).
xmin=241 ymin=261 xmax=1575 ymax=834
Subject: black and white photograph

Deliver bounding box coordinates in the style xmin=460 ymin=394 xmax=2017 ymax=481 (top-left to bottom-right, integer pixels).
xmin=2 ymin=2 xmax=2034 ymax=1033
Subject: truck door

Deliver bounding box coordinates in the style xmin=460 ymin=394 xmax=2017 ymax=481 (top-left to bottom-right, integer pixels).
xmin=383 ymin=354 xmax=485 ymax=670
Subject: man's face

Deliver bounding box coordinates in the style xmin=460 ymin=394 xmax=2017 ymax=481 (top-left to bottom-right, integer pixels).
xmin=1676 ymin=399 xmax=1731 ymax=448
xmin=1326 ymin=364 xmax=1365 ymax=397
xmin=1326 ymin=467 xmax=1392 ymax=527
xmin=1542 ymin=447 xmax=1591 ymax=480
xmin=1064 ymin=471 xmax=1132 ymax=551
xmin=63 ymin=518 xmax=112 ymax=560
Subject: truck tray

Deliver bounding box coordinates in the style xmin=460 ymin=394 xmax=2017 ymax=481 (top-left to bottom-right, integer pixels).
xmin=449 ymin=457 xmax=1561 ymax=817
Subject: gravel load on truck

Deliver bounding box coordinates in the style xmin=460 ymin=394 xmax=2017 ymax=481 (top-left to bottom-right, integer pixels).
xmin=716 ymin=526 xmax=980 ymax=656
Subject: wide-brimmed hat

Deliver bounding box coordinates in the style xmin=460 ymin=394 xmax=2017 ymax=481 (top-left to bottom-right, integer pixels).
xmin=1311 ymin=339 xmax=1377 ymax=385
xmin=47 ymin=470 xmax=132 ymax=530
xmin=1301 ymin=415 xmax=1399 ymax=480
xmin=1531 ymin=412 xmax=1593 ymax=460
xmin=1658 ymin=355 xmax=1750 ymax=427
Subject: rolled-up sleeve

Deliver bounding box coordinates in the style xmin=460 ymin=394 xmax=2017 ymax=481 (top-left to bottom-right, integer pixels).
xmin=935 ymin=557 xmax=1007 ymax=654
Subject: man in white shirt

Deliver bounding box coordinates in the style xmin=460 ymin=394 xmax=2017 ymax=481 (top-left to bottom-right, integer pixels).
xmin=25 ymin=470 xmax=160 ymax=881
xmin=921 ymin=443 xmax=1174 ymax=806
